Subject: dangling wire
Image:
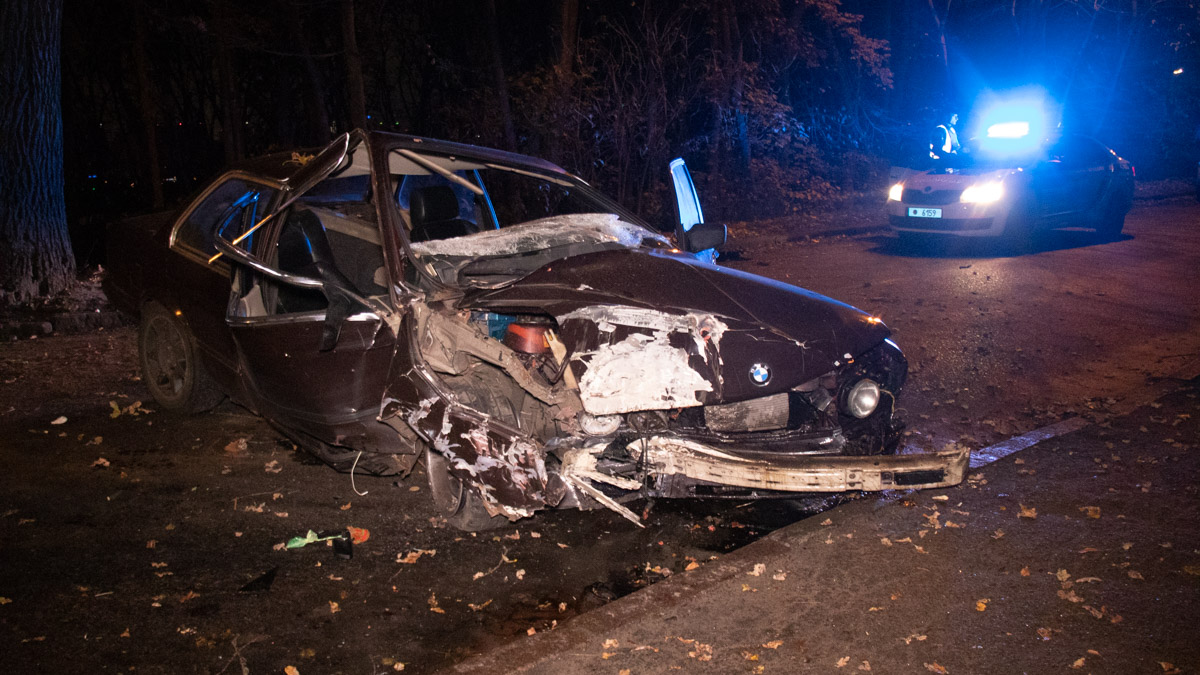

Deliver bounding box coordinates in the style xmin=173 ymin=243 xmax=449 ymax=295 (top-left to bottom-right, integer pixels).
xmin=350 ymin=451 xmax=369 ymax=496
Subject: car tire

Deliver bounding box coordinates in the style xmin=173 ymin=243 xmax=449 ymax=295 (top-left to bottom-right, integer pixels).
xmin=137 ymin=302 xmax=224 ymax=413
xmin=1003 ymin=197 xmax=1037 ymax=253
xmin=425 ymin=366 xmax=520 ymax=531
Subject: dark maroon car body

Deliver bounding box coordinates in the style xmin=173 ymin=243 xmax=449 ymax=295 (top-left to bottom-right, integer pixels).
xmin=106 ymin=130 xmax=966 ymax=529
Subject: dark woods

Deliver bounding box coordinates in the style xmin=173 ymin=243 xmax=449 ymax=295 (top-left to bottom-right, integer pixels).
xmin=63 ymin=0 xmax=1199 ymax=242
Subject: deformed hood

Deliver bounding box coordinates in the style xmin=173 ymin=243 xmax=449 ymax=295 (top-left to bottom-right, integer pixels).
xmin=464 ymin=248 xmax=891 ymax=400
xmin=467 ymin=248 xmax=886 ymax=348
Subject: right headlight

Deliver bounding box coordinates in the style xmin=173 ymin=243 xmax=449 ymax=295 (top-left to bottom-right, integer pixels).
xmin=844 ymin=379 xmax=881 ymax=419
xmin=960 ymin=181 xmax=1005 ymax=204
xmin=887 ymin=183 xmax=904 ymax=201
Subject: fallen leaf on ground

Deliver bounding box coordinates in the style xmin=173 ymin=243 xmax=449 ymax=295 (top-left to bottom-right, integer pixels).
xmin=179 ymin=591 xmax=199 ymax=603
xmin=328 ymin=601 xmax=339 ymax=614
xmin=264 ymin=460 xmax=282 ymax=474
xmin=685 ymin=561 xmax=700 ymax=571
xmin=428 ymin=593 xmax=445 ymax=614
xmin=976 ymin=599 xmax=989 ymax=611
xmin=468 ymin=599 xmax=492 ymax=611
xmin=347 ymin=527 xmax=370 ymax=544
xmin=1021 ymin=566 xmax=1031 ymax=577
xmin=858 ymin=661 xmax=871 ymax=671
xmin=1127 ymin=570 xmax=1144 ymax=580
xmin=1057 ymin=589 xmax=1084 ymax=603
xmin=763 ymin=640 xmax=783 ymax=649
xmin=285 ymin=667 xmax=300 ymax=675
xmin=1018 ymin=504 xmax=1037 ymax=519
xmin=397 ymin=549 xmax=436 ymax=564
xmin=1079 ymin=506 xmax=1101 ymax=519
xmin=50 ymin=416 xmax=67 ymax=425
xmin=1037 ymin=627 xmax=1053 ymax=639
xmin=904 ymin=634 xmax=927 ymax=644
xmin=0 ymin=597 xmax=11 ymax=605
xmin=1159 ymin=662 xmax=1182 ymax=674
xmin=821 ymin=518 xmax=833 ymax=526
xmin=1071 ymin=657 xmax=1086 ymax=669
xmin=773 ymin=572 xmax=787 ymax=581
xmin=526 ymin=627 xmax=536 ymax=636
xmin=742 ymin=651 xmax=759 ymax=661
xmin=339 ymin=503 xmax=351 ymax=510
xmin=224 ymin=438 xmax=247 ymax=454
xmin=748 ymin=563 xmax=765 ymax=577
xmin=603 ymin=638 xmax=619 ymax=649
xmin=92 ymin=457 xmax=110 ymax=468
xmin=1056 ymin=569 xmax=1071 ymax=582
xmin=924 ymin=663 xmax=948 ymax=674
xmin=837 ymin=656 xmax=850 ymax=668
xmin=516 ymin=569 xmax=526 ymax=580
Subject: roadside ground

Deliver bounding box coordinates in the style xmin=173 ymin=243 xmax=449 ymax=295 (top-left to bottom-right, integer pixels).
xmin=449 ymin=375 xmax=1200 ymax=674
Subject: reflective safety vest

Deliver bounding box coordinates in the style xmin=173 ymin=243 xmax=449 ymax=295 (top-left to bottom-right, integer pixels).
xmin=929 ymin=124 xmax=959 ymax=158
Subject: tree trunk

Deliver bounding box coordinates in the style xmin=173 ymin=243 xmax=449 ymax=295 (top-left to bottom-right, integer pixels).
xmin=483 ymin=0 xmax=517 ymax=151
xmin=284 ymin=0 xmax=330 ymax=144
xmin=544 ymin=0 xmax=578 ymax=162
xmin=132 ymin=2 xmax=164 ymax=209
xmin=341 ymin=0 xmax=368 ymax=132
xmin=0 ymin=0 xmax=76 ymax=306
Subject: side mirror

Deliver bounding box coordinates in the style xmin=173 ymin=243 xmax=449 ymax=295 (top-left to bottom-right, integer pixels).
xmin=681 ymin=221 xmax=727 ymax=253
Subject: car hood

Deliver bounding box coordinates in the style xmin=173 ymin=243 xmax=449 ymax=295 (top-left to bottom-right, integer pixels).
xmin=906 ymin=167 xmax=1016 ymax=187
xmin=463 ymin=247 xmax=890 ymax=363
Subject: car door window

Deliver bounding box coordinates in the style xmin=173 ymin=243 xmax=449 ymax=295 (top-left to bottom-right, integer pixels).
xmin=172 ymin=178 xmax=277 ymax=258
xmin=233 ymin=172 xmax=390 ymax=318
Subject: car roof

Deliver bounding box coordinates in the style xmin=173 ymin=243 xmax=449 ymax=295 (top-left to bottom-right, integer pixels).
xmin=225 ymin=131 xmax=569 ymax=184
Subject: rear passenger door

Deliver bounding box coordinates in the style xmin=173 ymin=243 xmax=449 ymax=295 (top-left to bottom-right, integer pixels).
xmin=222 ymin=139 xmax=400 ymax=441
xmin=168 ymin=175 xmax=281 ymax=392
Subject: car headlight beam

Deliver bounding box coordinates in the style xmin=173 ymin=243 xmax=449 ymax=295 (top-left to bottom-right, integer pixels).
xmin=845 ymin=379 xmax=881 ymax=419
xmin=888 ymin=183 xmax=904 ymax=202
xmin=960 ymin=181 xmax=1005 ymax=204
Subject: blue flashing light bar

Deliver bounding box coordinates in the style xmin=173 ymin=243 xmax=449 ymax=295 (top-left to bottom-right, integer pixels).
xmin=986 ymin=121 xmax=1030 ymax=139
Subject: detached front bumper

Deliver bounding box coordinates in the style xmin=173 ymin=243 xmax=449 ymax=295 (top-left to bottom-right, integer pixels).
xmin=640 ymin=437 xmax=970 ymax=493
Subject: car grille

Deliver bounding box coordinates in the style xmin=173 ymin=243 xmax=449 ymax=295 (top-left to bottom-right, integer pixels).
xmin=890 ymin=215 xmax=993 ymax=231
xmin=705 ymin=393 xmax=791 ymax=432
xmin=903 ymin=188 xmax=962 ymax=205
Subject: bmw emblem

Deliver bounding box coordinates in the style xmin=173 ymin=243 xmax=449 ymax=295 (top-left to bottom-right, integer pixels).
xmin=749 ymin=363 xmax=771 ymax=386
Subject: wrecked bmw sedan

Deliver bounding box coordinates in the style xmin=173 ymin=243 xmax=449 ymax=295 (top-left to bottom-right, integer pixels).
xmin=106 ymin=131 xmax=967 ymax=530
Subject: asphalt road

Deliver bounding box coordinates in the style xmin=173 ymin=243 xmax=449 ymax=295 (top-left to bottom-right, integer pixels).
xmin=1 ymin=197 xmax=1197 ymax=674
xmin=726 ymin=196 xmax=1200 ymax=452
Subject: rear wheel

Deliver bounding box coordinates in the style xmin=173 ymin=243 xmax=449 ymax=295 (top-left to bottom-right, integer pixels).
xmin=137 ymin=303 xmax=224 ymax=413
xmin=1094 ymin=196 xmax=1127 ymax=241
xmin=425 ymin=366 xmax=520 ymax=531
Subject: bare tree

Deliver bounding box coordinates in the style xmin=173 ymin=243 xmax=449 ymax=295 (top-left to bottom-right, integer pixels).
xmin=1 ymin=0 xmax=76 ymax=306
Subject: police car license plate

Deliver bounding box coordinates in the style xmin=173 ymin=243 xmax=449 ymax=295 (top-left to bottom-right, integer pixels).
xmin=908 ymin=207 xmax=942 ymax=218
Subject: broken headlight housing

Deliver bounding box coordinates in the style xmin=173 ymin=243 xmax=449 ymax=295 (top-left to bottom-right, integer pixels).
xmin=843 ymin=379 xmax=881 ymax=418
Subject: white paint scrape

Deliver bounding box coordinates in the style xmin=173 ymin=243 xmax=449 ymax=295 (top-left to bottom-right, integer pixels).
xmin=409 ymin=213 xmax=667 ymax=257
xmin=577 ymin=332 xmax=713 ymax=415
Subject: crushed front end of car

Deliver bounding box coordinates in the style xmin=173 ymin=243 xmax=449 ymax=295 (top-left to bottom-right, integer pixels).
xmin=370 ymin=136 xmax=968 ymax=529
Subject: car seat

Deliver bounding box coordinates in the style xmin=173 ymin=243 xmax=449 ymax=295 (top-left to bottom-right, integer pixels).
xmin=409 ymin=185 xmax=480 ymax=242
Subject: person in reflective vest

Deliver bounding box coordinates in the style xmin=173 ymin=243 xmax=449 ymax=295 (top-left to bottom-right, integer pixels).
xmin=929 ymin=112 xmax=960 ymax=159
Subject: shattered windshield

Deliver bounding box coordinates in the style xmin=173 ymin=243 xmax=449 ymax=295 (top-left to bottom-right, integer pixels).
xmin=390 ymin=149 xmax=670 ymax=286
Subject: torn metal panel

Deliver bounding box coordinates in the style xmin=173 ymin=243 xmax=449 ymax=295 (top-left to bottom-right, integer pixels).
xmin=635 ymin=436 xmax=970 ymax=493
xmin=557 ymin=305 xmax=727 ymax=415
xmin=410 ymin=213 xmax=668 ymax=257
xmin=378 ymin=315 xmax=556 ymax=519
xmin=559 ymin=447 xmax=646 ymax=527
xmin=575 ymin=331 xmax=714 ymax=415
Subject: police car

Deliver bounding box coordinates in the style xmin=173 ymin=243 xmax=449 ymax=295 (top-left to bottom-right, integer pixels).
xmin=887 ymin=126 xmax=1134 ymax=242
